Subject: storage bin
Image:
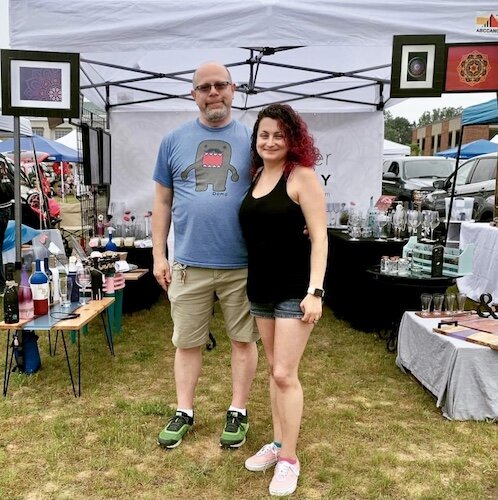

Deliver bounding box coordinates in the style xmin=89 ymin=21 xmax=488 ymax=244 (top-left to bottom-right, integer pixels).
xmin=445 ymin=197 xmax=473 ymax=221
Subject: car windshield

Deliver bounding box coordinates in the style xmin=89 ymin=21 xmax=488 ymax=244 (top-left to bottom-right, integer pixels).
xmin=404 ymin=159 xmax=455 ymax=179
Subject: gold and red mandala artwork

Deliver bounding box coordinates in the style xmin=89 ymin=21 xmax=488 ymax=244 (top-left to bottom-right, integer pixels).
xmin=457 ymin=51 xmax=491 ymax=86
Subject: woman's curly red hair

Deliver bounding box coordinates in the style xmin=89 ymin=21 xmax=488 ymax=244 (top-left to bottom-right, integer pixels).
xmin=250 ymin=104 xmax=320 ymax=178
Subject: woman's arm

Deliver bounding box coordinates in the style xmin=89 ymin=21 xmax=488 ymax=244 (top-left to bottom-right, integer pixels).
xmin=288 ymin=167 xmax=328 ymax=323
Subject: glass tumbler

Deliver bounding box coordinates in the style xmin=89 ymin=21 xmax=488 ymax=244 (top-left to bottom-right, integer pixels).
xmin=444 ymin=293 xmax=456 ymax=315
xmin=456 ymin=292 xmax=467 ymax=313
xmin=433 ymin=293 xmax=444 ymax=314
xmin=420 ymin=293 xmax=432 ymax=316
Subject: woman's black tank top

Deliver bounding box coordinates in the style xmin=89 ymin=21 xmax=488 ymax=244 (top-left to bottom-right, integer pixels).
xmin=239 ymin=173 xmax=310 ymax=303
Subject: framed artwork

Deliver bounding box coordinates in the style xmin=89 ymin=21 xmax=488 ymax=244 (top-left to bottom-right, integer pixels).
xmin=444 ymin=42 xmax=498 ymax=92
xmin=390 ymin=35 xmax=446 ymax=98
xmin=1 ymin=49 xmax=80 ymax=118
xmin=100 ymin=130 xmax=112 ymax=185
xmin=81 ymin=124 xmax=101 ymax=185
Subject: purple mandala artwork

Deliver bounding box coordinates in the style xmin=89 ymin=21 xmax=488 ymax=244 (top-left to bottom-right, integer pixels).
xmin=19 ymin=66 xmax=62 ymax=102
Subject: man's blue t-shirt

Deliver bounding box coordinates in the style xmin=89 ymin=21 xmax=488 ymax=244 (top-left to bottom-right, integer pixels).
xmin=153 ymin=118 xmax=252 ymax=269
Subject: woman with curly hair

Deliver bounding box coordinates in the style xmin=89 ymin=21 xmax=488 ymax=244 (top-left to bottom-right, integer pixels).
xmin=239 ymin=104 xmax=328 ymax=496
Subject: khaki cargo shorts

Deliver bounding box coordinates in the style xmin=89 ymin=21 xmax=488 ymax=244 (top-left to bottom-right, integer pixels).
xmin=167 ymin=262 xmax=259 ymax=349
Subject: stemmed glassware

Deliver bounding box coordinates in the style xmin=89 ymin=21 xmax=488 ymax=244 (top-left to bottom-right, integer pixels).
xmin=421 ymin=210 xmax=432 ymax=241
xmin=407 ymin=210 xmax=421 ymax=236
xmin=332 ymin=202 xmax=342 ymax=227
xmin=429 ymin=211 xmax=440 ymax=241
xmin=376 ymin=212 xmax=389 ymax=241
xmin=348 ymin=209 xmax=362 ymax=241
xmin=391 ymin=206 xmax=407 ymax=241
xmin=76 ymin=268 xmax=92 ymax=305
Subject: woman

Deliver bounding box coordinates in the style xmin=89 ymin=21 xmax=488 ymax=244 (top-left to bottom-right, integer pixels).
xmin=239 ymin=104 xmax=328 ymax=496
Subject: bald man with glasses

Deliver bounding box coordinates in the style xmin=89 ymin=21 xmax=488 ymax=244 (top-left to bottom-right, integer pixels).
xmin=152 ymin=62 xmax=259 ymax=450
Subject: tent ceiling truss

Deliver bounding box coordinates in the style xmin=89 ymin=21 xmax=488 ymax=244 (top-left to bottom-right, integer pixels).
xmin=80 ymin=47 xmax=389 ymax=112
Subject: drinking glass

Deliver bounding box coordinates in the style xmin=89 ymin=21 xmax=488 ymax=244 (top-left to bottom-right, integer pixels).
xmin=429 ymin=211 xmax=440 ymax=241
xmin=392 ymin=208 xmax=406 ymax=241
xmin=444 ymin=293 xmax=456 ymax=315
xmin=407 ymin=210 xmax=421 ymax=236
xmin=376 ymin=213 xmax=389 ymax=241
xmin=456 ymin=292 xmax=467 ymax=313
xmin=58 ymin=275 xmax=72 ymax=307
xmin=332 ymin=203 xmax=342 ymax=227
xmin=421 ymin=210 xmax=432 ymax=241
xmin=433 ymin=293 xmax=444 ymax=314
xmin=76 ymin=268 xmax=92 ymax=305
xmin=420 ymin=293 xmax=432 ymax=316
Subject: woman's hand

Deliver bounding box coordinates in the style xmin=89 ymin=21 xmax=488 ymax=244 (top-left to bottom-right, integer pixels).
xmin=300 ymin=294 xmax=323 ymax=325
xmin=153 ymin=255 xmax=171 ymax=291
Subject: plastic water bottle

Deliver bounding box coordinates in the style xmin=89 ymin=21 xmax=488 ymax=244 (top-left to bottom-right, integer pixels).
xmin=30 ymin=259 xmax=49 ymax=316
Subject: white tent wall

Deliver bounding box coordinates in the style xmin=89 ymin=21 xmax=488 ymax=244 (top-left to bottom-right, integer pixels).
xmin=110 ymin=111 xmax=382 ymax=216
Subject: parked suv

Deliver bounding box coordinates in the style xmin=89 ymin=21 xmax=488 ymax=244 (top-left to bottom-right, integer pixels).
xmin=423 ymin=152 xmax=496 ymax=222
xmin=382 ymin=156 xmax=456 ymax=206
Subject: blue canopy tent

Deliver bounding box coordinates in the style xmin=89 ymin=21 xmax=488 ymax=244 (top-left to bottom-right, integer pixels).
xmin=0 ymin=135 xmax=80 ymax=163
xmin=461 ymin=99 xmax=498 ymax=126
xmin=436 ymin=139 xmax=498 ymax=159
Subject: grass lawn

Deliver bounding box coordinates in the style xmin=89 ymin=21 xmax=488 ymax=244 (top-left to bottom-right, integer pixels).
xmin=0 ymin=296 xmax=496 ymax=499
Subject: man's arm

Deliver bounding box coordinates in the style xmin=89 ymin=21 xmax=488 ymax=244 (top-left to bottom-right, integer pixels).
xmin=151 ymin=182 xmax=173 ymax=291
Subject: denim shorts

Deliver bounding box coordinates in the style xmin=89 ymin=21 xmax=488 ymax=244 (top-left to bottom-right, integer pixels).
xmin=250 ymin=298 xmax=304 ymax=319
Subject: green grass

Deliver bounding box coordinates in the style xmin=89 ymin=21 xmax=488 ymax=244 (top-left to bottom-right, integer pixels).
xmin=0 ymin=297 xmax=496 ymax=499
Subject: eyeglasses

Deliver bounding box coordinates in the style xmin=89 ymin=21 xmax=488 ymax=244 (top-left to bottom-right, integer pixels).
xmin=194 ymin=81 xmax=231 ymax=93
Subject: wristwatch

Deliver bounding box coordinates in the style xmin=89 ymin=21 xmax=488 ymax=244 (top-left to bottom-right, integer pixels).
xmin=307 ymin=286 xmax=325 ymax=298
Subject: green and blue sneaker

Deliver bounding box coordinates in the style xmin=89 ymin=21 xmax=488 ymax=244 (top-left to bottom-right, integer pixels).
xmin=220 ymin=410 xmax=249 ymax=448
xmin=158 ymin=411 xmax=194 ymax=449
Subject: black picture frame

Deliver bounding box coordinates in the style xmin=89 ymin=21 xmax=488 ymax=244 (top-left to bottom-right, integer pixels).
xmin=81 ymin=124 xmax=101 ymax=185
xmin=390 ymin=35 xmax=446 ymax=98
xmin=100 ymin=130 xmax=112 ymax=185
xmin=1 ymin=49 xmax=80 ymax=118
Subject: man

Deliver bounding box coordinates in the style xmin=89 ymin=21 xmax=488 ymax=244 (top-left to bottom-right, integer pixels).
xmin=152 ymin=62 xmax=259 ymax=449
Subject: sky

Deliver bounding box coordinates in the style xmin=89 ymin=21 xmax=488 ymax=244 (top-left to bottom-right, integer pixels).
xmin=0 ymin=3 xmax=495 ymax=123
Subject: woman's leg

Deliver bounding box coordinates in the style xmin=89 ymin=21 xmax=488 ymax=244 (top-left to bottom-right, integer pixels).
xmin=272 ymin=318 xmax=313 ymax=460
xmin=255 ymin=317 xmax=282 ymax=443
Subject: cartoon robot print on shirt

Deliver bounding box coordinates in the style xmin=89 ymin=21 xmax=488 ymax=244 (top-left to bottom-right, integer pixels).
xmin=181 ymin=140 xmax=239 ymax=192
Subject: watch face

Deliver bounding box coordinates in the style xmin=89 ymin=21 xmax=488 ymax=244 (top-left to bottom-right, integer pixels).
xmin=313 ymin=288 xmax=324 ymax=297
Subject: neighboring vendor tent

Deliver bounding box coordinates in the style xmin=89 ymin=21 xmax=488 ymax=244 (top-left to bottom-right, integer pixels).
xmin=8 ymin=1 xmax=497 ymax=216
xmin=383 ymin=139 xmax=410 ymax=157
xmin=0 ymin=116 xmax=33 ymax=137
xmin=436 ymin=139 xmax=498 ymax=159
xmin=55 ymin=130 xmax=78 ymax=151
xmin=0 ymin=136 xmax=80 ymax=163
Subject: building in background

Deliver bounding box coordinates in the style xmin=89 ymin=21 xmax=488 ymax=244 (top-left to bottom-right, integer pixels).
xmin=413 ymin=116 xmax=498 ymax=156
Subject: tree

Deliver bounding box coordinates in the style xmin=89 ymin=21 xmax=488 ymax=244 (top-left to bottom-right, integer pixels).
xmin=384 ymin=111 xmax=413 ymax=145
xmin=416 ymin=106 xmax=463 ymax=127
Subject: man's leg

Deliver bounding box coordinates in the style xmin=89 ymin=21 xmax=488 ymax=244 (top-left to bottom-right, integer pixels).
xmin=230 ymin=339 xmax=258 ymax=409
xmin=175 ymin=346 xmax=203 ymax=409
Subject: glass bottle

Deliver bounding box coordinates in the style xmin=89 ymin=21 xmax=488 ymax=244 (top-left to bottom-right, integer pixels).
xmin=48 ymin=255 xmax=60 ymax=305
xmin=68 ymin=256 xmax=79 ymax=303
xmin=105 ymin=227 xmax=118 ymax=252
xmin=44 ymin=257 xmax=54 ymax=306
xmin=30 ymin=259 xmax=49 ymax=316
xmin=19 ymin=265 xmax=34 ymax=320
xmin=3 ymin=263 xmax=19 ymax=324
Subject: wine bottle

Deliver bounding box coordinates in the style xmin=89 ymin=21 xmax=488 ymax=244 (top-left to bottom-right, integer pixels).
xmin=30 ymin=259 xmax=49 ymax=316
xmin=19 ymin=265 xmax=34 ymax=320
xmin=48 ymin=255 xmax=60 ymax=305
xmin=68 ymin=256 xmax=79 ymax=303
xmin=3 ymin=263 xmax=19 ymax=324
xmin=44 ymin=257 xmax=54 ymax=306
xmin=105 ymin=228 xmax=118 ymax=252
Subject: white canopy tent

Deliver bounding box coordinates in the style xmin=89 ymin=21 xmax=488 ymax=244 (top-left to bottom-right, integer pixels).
xmin=8 ymin=1 xmax=497 ymax=214
xmin=383 ymin=139 xmax=410 ymax=157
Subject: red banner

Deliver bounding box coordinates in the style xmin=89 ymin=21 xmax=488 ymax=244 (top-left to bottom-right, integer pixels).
xmin=445 ymin=44 xmax=498 ymax=92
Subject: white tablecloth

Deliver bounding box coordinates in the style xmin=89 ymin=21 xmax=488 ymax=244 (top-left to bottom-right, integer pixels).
xmin=457 ymin=222 xmax=498 ymax=303
xmin=396 ymin=311 xmax=498 ymax=421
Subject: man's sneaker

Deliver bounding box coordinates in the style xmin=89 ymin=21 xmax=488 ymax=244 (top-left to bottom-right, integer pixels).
xmin=158 ymin=411 xmax=193 ymax=449
xmin=245 ymin=443 xmax=280 ymax=471
xmin=269 ymin=459 xmax=300 ymax=497
xmin=219 ymin=410 xmax=249 ymax=448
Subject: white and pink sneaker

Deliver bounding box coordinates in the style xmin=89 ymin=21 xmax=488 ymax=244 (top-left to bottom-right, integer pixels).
xmin=245 ymin=443 xmax=280 ymax=472
xmin=269 ymin=459 xmax=300 ymax=496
